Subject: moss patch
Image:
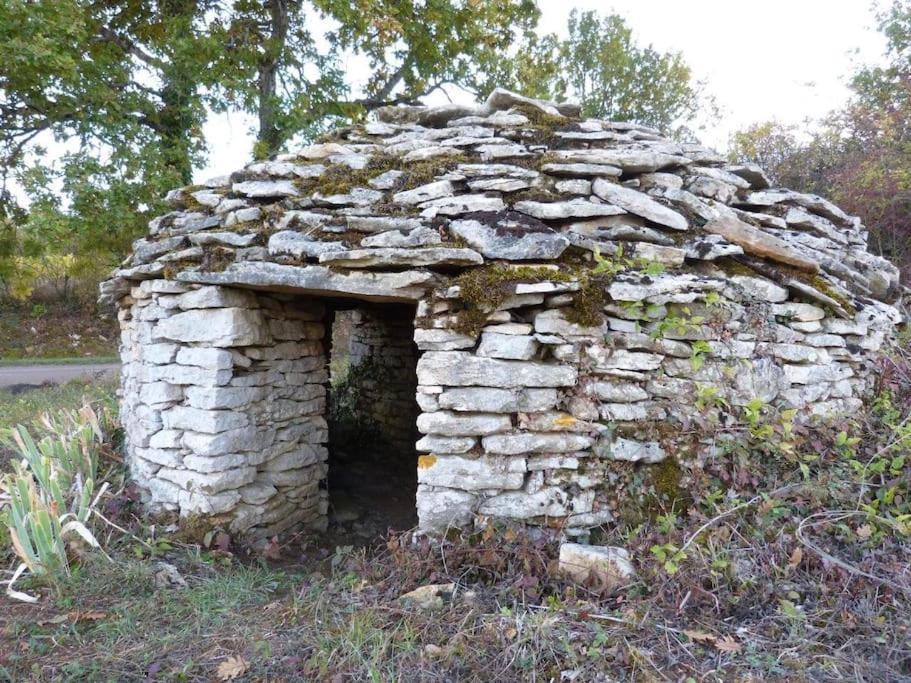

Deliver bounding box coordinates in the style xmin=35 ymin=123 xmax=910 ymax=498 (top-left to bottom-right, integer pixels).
xmin=563 ymin=276 xmax=609 ymax=327
xmin=453 ymin=264 xmax=575 ymax=335
xmin=610 ymin=457 xmax=691 ymax=526
xmin=200 ymin=246 xmax=235 ymax=273
xmin=298 ymin=152 xmax=468 ymax=198
xmin=508 ymin=104 xmax=581 ymax=148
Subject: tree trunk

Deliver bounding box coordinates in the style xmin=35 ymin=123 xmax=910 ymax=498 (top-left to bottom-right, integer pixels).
xmin=157 ymin=0 xmax=200 ymax=185
xmin=159 ymin=74 xmax=196 ymax=185
xmin=256 ymin=0 xmax=290 ymax=159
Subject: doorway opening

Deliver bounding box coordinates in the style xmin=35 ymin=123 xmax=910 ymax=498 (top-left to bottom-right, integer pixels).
xmin=325 ymin=302 xmax=420 ymax=541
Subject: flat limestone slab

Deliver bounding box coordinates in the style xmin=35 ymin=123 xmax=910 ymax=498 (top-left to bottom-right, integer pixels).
xmin=178 ymin=261 xmax=435 ymax=302
xmin=318 ymin=247 xmax=483 ymax=268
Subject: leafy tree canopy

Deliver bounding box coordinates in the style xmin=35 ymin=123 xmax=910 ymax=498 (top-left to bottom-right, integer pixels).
xmin=0 ymin=0 xmax=539 ymax=287
xmin=728 ymin=0 xmax=911 ymax=281
xmin=474 ymin=10 xmax=712 ymax=138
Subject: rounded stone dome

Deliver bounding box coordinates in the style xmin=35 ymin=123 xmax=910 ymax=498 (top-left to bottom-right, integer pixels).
xmin=104 ymin=88 xmax=904 ymax=539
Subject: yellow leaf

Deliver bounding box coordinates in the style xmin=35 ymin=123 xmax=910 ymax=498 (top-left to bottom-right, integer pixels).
xmin=683 ymin=629 xmax=716 ymax=643
xmin=216 ymin=655 xmax=248 ymax=681
xmin=787 ymin=547 xmax=803 ymax=570
xmin=714 ymin=636 xmax=742 ymax=654
xmin=74 ymin=610 xmax=107 ymax=622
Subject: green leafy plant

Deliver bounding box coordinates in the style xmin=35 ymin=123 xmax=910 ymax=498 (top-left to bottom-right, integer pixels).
xmin=689 ymin=340 xmax=712 ymax=371
xmin=1 ymin=404 xmax=111 ymax=601
xmin=650 ymin=542 xmax=687 ymax=575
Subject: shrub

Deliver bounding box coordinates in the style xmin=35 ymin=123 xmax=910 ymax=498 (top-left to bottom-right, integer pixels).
xmin=1 ymin=404 xmax=113 ymax=601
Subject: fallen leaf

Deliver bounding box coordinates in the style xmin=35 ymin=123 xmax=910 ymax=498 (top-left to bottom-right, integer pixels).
xmin=215 ymin=531 xmax=232 ymax=552
xmin=37 ymin=614 xmax=69 ymax=626
xmin=856 ymin=524 xmax=873 ymax=540
xmin=73 ymin=610 xmax=107 ymax=623
xmin=216 ymin=655 xmax=247 ymax=681
xmin=714 ymin=636 xmax=742 ymax=654
xmin=683 ymin=629 xmax=716 ymax=643
xmin=262 ymin=536 xmax=282 ymax=561
xmin=787 ymin=547 xmax=803 ymax=570
xmin=504 ymin=626 xmax=518 ymax=640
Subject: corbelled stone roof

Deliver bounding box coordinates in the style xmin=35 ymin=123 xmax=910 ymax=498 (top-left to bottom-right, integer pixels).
xmin=101 ymin=88 xmax=903 ymax=314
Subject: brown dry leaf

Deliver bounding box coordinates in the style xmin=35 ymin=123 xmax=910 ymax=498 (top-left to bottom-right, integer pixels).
xmin=504 ymin=626 xmax=518 ymax=640
xmin=787 ymin=547 xmax=803 ymax=570
xmin=714 ymin=636 xmax=742 ymax=654
xmin=856 ymin=524 xmax=873 ymax=540
xmin=262 ymin=536 xmax=282 ymax=560
xmin=216 ymin=655 xmax=248 ymax=681
xmin=757 ymin=499 xmax=776 ymax=515
xmin=73 ymin=610 xmax=107 ymax=623
xmin=37 ymin=614 xmax=69 ymax=626
xmin=683 ymin=629 xmax=716 ymax=644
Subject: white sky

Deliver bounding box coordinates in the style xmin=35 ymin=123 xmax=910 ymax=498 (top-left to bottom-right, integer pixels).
xmin=197 ymin=0 xmax=887 ymax=182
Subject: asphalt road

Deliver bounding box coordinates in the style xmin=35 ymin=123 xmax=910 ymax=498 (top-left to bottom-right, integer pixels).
xmin=0 ymin=363 xmax=120 ymax=390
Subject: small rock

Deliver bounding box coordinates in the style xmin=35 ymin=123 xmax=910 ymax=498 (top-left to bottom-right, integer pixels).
xmin=399 ymin=583 xmax=456 ymax=610
xmin=558 ymin=543 xmax=635 ymax=589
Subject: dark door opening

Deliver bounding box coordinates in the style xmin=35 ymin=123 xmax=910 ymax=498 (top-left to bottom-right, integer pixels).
xmin=326 ymin=303 xmax=420 ymax=541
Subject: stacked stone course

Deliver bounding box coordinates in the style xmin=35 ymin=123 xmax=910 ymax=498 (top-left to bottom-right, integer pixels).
xmin=102 ymin=88 xmax=905 ymax=539
xmin=119 ymin=281 xmax=329 ymax=540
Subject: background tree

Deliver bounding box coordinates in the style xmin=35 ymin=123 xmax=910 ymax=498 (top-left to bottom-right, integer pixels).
xmin=0 ymin=0 xmax=540 ymax=298
xmin=475 ymin=9 xmax=711 ymax=137
xmin=212 ymin=0 xmax=539 ymax=158
xmin=728 ymin=0 xmax=911 ymax=281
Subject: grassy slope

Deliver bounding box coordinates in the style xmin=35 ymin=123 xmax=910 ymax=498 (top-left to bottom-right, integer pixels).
xmin=0 ymin=381 xmax=119 ymax=430
xmin=0 ymin=300 xmax=118 ymax=362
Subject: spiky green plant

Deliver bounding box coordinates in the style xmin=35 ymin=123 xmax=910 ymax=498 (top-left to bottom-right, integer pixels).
xmin=1 ymin=404 xmax=110 ymax=600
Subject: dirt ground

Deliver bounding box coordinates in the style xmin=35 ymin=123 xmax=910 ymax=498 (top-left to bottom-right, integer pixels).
xmin=0 ymin=299 xmax=118 ymax=361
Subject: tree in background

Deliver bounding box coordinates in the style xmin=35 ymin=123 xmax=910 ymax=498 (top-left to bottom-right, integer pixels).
xmin=0 ymin=0 xmax=539 ymax=299
xmin=213 ymin=0 xmax=539 ymax=158
xmin=474 ymin=9 xmax=711 ymax=137
xmin=0 ymin=0 xmax=222 ymax=294
xmin=729 ymin=1 xmax=910 ymax=281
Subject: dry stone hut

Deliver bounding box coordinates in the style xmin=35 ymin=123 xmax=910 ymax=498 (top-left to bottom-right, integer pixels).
xmin=101 ymin=88 xmax=904 ymax=543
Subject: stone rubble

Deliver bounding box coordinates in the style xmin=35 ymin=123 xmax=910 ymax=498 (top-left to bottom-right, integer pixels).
xmin=101 ymin=87 xmax=905 ymax=541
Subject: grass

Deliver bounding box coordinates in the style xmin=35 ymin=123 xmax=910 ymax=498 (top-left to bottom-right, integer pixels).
xmin=3 ymin=513 xmax=910 ymax=681
xmin=0 ymin=380 xmax=118 ymax=433
xmin=0 ymin=380 xmax=118 ymax=474
xmin=1 ymin=347 xmax=910 ymax=681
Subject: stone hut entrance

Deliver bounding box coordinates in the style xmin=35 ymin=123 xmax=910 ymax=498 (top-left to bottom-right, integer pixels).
xmin=325 ymin=303 xmax=419 ymax=537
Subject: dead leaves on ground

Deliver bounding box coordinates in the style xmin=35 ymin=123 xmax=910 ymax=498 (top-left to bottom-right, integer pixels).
xmin=37 ymin=610 xmax=107 ymax=626
xmin=787 ymin=546 xmax=803 ymax=571
xmin=683 ymin=629 xmax=742 ymax=654
xmin=216 ymin=655 xmax=248 ymax=681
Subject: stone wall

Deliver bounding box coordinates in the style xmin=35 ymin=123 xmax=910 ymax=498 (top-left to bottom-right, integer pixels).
xmin=119 ymin=281 xmax=329 ymax=541
xmin=117 ymin=271 xmax=900 ymax=539
xmin=411 ymin=273 xmax=901 ymax=534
